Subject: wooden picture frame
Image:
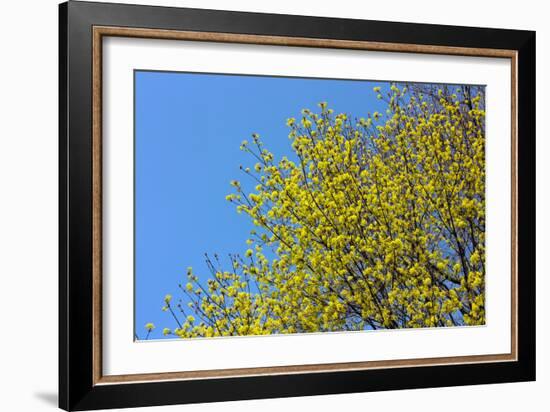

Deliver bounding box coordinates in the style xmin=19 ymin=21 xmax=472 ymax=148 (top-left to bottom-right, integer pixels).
xmin=59 ymin=1 xmax=535 ymax=410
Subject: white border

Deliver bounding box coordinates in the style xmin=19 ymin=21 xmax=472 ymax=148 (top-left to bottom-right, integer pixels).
xmin=102 ymin=37 xmax=512 ymax=376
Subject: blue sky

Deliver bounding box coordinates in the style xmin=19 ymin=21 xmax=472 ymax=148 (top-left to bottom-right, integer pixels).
xmin=134 ymin=70 xmax=389 ymax=340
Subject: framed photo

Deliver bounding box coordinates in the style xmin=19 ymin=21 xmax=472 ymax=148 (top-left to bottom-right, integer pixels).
xmin=59 ymin=1 xmax=535 ymax=410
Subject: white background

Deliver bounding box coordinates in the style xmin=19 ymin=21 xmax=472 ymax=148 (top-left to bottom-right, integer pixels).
xmin=0 ymin=0 xmax=546 ymax=411
xmin=103 ymin=37 xmax=511 ymax=375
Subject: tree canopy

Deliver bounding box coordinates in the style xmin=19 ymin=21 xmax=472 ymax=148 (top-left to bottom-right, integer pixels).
xmin=150 ymin=83 xmax=486 ymax=339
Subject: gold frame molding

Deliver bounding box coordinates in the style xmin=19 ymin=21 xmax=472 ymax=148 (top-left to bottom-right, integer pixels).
xmin=92 ymin=26 xmax=518 ymax=386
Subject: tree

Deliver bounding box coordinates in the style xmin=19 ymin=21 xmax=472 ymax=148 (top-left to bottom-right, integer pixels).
xmin=152 ymin=83 xmax=486 ymax=339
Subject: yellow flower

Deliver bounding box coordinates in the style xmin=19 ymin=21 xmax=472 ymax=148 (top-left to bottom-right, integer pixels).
xmin=470 ymin=251 xmax=480 ymax=265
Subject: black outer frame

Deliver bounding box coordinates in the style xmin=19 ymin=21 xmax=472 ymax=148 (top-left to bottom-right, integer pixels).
xmin=59 ymin=1 xmax=536 ymax=410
